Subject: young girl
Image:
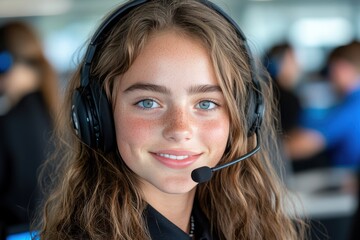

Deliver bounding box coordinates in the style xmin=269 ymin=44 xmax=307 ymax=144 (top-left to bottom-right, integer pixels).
xmin=36 ymin=0 xmax=305 ymax=239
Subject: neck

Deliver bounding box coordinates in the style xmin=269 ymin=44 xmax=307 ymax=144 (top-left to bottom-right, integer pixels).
xmin=141 ymin=182 xmax=196 ymax=233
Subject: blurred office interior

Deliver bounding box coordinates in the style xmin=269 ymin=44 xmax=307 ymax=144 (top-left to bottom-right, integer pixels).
xmin=1 ymin=0 xmax=360 ymax=239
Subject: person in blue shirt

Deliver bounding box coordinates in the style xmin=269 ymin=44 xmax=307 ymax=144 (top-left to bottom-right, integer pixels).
xmin=285 ymin=41 xmax=360 ymax=169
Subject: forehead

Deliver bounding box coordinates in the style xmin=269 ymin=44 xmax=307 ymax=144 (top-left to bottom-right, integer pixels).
xmin=118 ymin=30 xmax=219 ymax=88
xmin=144 ymin=29 xmax=209 ymax=59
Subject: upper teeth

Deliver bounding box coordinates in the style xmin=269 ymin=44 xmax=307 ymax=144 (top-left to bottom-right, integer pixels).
xmin=157 ymin=153 xmax=189 ymax=160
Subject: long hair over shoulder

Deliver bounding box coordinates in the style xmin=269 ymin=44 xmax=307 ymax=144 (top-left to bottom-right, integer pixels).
xmin=35 ymin=1 xmax=306 ymax=239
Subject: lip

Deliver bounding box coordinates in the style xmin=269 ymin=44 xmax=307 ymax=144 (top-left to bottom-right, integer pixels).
xmin=150 ymin=150 xmax=202 ymax=169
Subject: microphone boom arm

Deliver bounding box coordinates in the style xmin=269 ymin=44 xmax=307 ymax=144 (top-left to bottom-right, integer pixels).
xmin=191 ymin=130 xmax=261 ymax=183
xmin=212 ymin=130 xmax=261 ymax=172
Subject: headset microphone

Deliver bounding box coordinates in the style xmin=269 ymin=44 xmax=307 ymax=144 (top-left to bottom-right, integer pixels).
xmin=191 ymin=130 xmax=261 ymax=183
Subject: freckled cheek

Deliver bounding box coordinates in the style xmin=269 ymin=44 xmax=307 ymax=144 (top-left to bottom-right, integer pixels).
xmin=199 ymin=118 xmax=230 ymax=153
xmin=114 ymin=114 xmax=159 ymax=146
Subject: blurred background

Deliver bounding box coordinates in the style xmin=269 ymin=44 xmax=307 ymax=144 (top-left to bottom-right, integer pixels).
xmin=1 ymin=0 xmax=360 ymax=239
xmin=1 ymin=0 xmax=359 ymax=83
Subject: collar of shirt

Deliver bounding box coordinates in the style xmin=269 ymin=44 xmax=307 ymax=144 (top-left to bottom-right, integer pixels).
xmin=145 ymin=202 xmax=219 ymax=240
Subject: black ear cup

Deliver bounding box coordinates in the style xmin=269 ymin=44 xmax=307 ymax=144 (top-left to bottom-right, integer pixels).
xmin=246 ymin=84 xmax=264 ymax=137
xmin=71 ymin=82 xmax=115 ymax=152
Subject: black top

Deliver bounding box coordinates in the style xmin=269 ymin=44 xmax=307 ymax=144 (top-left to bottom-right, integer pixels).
xmin=0 ymin=92 xmax=53 ymax=227
xmin=273 ymin=82 xmax=301 ymax=134
xmin=145 ymin=202 xmax=220 ymax=240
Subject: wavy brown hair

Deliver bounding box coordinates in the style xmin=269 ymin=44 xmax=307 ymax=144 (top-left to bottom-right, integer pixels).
xmin=36 ymin=1 xmax=306 ymax=239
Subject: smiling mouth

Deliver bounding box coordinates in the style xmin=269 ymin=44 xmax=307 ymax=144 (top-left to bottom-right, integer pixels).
xmin=152 ymin=152 xmax=201 ymax=169
xmin=156 ymin=153 xmax=189 ymax=160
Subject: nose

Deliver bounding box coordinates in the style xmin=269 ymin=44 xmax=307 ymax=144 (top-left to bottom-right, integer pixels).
xmin=162 ymin=106 xmax=193 ymax=142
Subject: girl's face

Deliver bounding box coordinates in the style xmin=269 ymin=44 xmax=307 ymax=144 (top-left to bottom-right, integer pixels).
xmin=114 ymin=30 xmax=230 ymax=196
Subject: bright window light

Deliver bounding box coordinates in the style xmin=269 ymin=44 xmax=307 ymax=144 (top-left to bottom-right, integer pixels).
xmin=290 ymin=18 xmax=353 ymax=47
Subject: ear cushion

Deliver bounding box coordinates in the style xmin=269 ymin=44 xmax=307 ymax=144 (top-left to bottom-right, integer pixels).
xmin=71 ymin=81 xmax=115 ymax=152
xmin=246 ymin=82 xmax=264 ymax=137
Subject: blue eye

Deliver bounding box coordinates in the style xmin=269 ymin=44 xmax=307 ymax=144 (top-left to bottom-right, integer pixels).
xmin=196 ymin=100 xmax=217 ymax=110
xmin=136 ymin=99 xmax=160 ymax=109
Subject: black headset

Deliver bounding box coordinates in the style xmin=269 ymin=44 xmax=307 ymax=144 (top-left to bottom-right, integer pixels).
xmin=71 ymin=0 xmax=264 ymax=153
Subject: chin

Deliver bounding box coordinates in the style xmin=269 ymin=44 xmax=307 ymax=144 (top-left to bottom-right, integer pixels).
xmin=155 ymin=176 xmax=197 ymax=195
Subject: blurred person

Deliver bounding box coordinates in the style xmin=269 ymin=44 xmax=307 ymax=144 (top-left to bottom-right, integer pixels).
xmin=0 ymin=21 xmax=60 ymax=233
xmin=265 ymin=43 xmax=336 ymax=172
xmin=284 ymin=41 xmax=360 ymax=240
xmin=284 ymin=41 xmax=360 ymax=169
xmin=264 ymin=43 xmax=302 ymax=135
xmin=262 ymin=43 xmax=305 ymax=178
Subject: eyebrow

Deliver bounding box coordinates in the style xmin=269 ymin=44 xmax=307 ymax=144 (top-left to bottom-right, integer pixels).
xmin=188 ymin=84 xmax=222 ymax=95
xmin=124 ymin=83 xmax=170 ymax=94
xmin=124 ymin=83 xmax=222 ymax=95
